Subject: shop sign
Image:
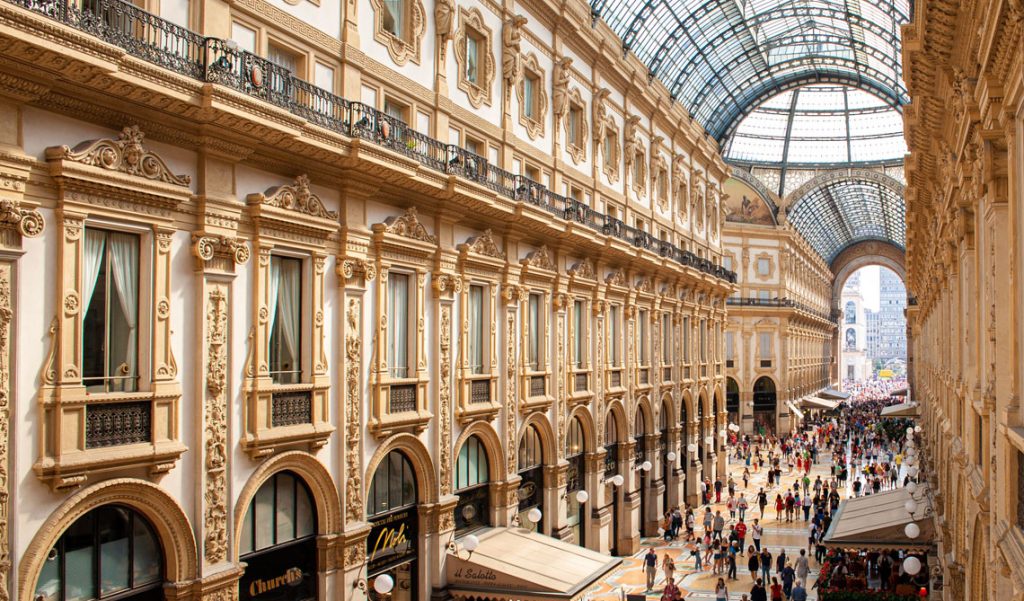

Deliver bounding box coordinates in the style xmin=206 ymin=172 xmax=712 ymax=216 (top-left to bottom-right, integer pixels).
xmin=239 ymin=538 xmax=317 ymax=601
xmin=368 ymin=508 xmax=418 ymax=574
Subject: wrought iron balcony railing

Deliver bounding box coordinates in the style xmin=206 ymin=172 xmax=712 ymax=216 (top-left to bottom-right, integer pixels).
xmin=9 ymin=0 xmax=739 ymax=284
xmin=727 ymin=296 xmax=834 ymax=322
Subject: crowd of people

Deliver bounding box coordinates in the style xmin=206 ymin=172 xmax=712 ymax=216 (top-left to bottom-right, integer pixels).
xmin=641 ymin=377 xmax=918 ymax=601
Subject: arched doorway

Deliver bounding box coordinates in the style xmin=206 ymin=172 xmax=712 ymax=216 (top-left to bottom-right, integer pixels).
xmin=659 ymin=402 xmax=672 ymax=514
xmin=753 ymin=377 xmax=777 ymax=436
xmin=635 ymin=407 xmax=650 ymax=536
xmin=726 ymin=378 xmax=740 ymax=426
xmin=368 ymin=451 xmax=419 ymax=601
xmin=33 ymin=505 xmax=164 ymax=601
xmin=454 ymin=435 xmax=491 ymax=533
xmin=604 ymin=411 xmax=621 ymax=555
xmin=238 ymin=471 xmax=318 ymax=601
xmin=696 ymin=397 xmax=705 ymax=468
xmin=566 ymin=416 xmax=587 ymax=546
xmin=517 ymin=424 xmax=545 ymax=533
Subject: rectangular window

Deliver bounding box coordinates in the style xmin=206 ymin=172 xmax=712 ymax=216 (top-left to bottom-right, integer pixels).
xmin=759 ymin=289 xmax=771 ymax=301
xmin=528 ymin=293 xmax=542 ymax=370
xmin=662 ymin=314 xmax=672 ymax=363
xmin=82 ymin=228 xmax=140 ymax=393
xmin=757 ymin=257 xmax=770 ymax=276
xmin=683 ymin=316 xmax=691 ymax=363
xmin=465 ymin=32 xmax=481 ymax=85
xmin=464 ymin=135 xmax=482 ymax=156
xmin=609 ymin=305 xmax=621 ymax=366
xmin=723 ymin=256 xmax=732 ymax=271
xmin=638 ymin=310 xmax=648 ymax=365
xmin=700 ymin=319 xmax=707 ymax=362
xmin=382 ymin=0 xmax=404 ymax=38
xmin=759 ymin=332 xmax=772 ymax=360
xmin=603 ymin=132 xmax=616 ymax=168
xmin=388 ymin=272 xmax=410 ymax=378
xmin=384 ymin=98 xmax=408 ymax=124
xmin=568 ymin=105 xmax=582 ymax=147
xmin=468 ymin=284 xmax=485 ymax=374
xmin=726 ymin=332 xmax=734 ymax=360
xmin=573 ymin=300 xmax=584 ymax=369
xmin=267 ymin=43 xmax=299 ymax=73
xmin=268 ymin=256 xmax=303 ymax=385
xmin=523 ymin=73 xmax=538 ymax=119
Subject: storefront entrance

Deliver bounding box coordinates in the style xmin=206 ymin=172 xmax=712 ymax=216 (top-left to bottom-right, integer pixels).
xmin=368 ymin=451 xmax=419 ymax=601
xmin=753 ymin=376 xmax=778 ymax=436
xmin=726 ymin=378 xmax=740 ymax=426
xmin=604 ymin=412 xmax=620 ymax=555
xmin=566 ymin=417 xmax=586 ymax=546
xmin=517 ymin=424 xmax=545 ymax=533
xmin=239 ymin=471 xmax=319 ymax=601
xmin=454 ymin=435 xmax=491 ymax=533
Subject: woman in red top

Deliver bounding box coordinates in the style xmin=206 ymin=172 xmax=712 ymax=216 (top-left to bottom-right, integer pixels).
xmin=769 ymin=576 xmax=784 ymax=601
xmin=775 ymin=495 xmax=784 ymax=520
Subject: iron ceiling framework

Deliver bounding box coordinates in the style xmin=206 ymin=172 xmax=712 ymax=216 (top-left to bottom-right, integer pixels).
xmin=786 ymin=176 xmax=905 ymax=262
xmin=591 ymin=0 xmax=912 ymax=143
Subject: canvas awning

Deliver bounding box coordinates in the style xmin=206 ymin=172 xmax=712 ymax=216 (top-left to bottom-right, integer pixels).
xmin=819 ymin=388 xmax=852 ymax=400
xmin=881 ymin=402 xmax=919 ymax=418
xmin=823 ymin=486 xmax=934 ymax=551
xmin=446 ymin=527 xmax=621 ymax=601
xmin=801 ymin=397 xmax=841 ymax=411
xmin=891 ymin=388 xmax=909 ymax=397
xmin=786 ymin=400 xmax=805 ymax=420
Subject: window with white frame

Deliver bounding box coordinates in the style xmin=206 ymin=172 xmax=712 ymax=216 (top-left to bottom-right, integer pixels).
xmin=758 ymin=289 xmax=771 ymax=301
xmin=268 ymin=256 xmax=303 ymax=385
xmin=82 ymin=228 xmax=140 ymax=393
xmin=757 ymin=257 xmax=771 ymax=276
xmin=388 ymin=272 xmax=411 ymax=378
xmin=528 ymin=293 xmax=543 ymax=371
xmin=468 ymin=284 xmax=486 ymax=374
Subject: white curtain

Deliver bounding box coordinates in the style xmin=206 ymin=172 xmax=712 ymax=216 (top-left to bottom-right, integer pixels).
xmin=276 ymin=259 xmax=301 ymax=373
xmin=523 ymin=77 xmax=534 ymax=117
xmin=83 ymin=229 xmax=106 ymax=318
xmin=267 ymin=258 xmax=281 ymax=368
xmin=469 ymin=286 xmax=483 ymax=373
xmin=389 ymin=274 xmax=409 ymax=378
xmin=384 ymin=0 xmax=402 ymax=35
xmin=466 ymin=36 xmax=478 ymax=82
xmin=108 ymin=232 xmax=138 ymax=378
xmin=528 ymin=295 xmax=540 ymax=370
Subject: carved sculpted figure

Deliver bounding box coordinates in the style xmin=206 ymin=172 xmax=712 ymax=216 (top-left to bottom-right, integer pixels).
xmin=552 ymin=57 xmax=573 ymax=122
xmin=502 ymin=15 xmax=527 ymax=88
xmin=435 ymin=0 xmax=456 ymax=66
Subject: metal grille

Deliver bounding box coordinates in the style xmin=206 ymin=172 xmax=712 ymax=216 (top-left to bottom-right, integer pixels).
xmin=684 ymin=367 xmax=691 ymax=379
xmin=700 ymin=365 xmax=708 ymax=377
xmin=529 ymin=376 xmax=545 ymax=397
xmin=639 ymin=369 xmax=649 ymax=385
xmin=663 ymin=367 xmax=672 ymax=381
xmin=726 ymin=360 xmax=735 ymax=368
xmin=85 ymin=401 xmax=151 ymax=448
xmin=574 ymin=372 xmax=588 ymax=392
xmin=271 ymin=390 xmax=313 ymax=427
xmin=610 ymin=370 xmax=622 ymax=388
xmin=389 ymin=384 xmax=417 ymax=413
xmin=760 ymin=360 xmax=772 ymax=368
xmin=470 ymin=379 xmax=491 ymax=404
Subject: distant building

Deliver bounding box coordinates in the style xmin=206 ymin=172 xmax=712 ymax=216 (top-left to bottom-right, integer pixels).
xmin=840 ymin=272 xmax=872 ymax=381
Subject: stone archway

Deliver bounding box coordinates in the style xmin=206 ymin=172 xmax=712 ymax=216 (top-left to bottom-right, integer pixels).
xmin=830 ymin=239 xmax=907 ymax=311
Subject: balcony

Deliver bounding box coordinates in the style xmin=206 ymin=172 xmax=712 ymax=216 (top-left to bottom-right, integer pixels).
xmin=85 ymin=401 xmax=151 ymax=449
xmin=1 ymin=0 xmax=742 ymax=285
xmin=270 ymin=390 xmax=313 ymax=428
xmin=727 ymin=297 xmax=832 ymax=323
xmin=389 ymin=384 xmax=418 ymax=413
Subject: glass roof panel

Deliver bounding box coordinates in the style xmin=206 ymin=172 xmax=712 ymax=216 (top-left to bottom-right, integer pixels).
xmin=591 ymin=0 xmax=910 ymax=140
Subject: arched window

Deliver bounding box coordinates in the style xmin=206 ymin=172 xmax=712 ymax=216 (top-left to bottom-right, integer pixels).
xmin=455 ymin=436 xmax=491 ymax=533
xmin=34 ymin=505 xmax=163 ymax=601
xmin=567 ymin=417 xmax=585 ymax=458
xmin=240 ymin=471 xmax=317 ymax=556
xmin=845 ymin=327 xmax=857 ymax=349
xmin=456 ymin=436 xmax=489 ymax=490
xmin=845 ymin=301 xmax=856 ymax=324
xmin=518 ymin=425 xmax=543 ymax=471
xmin=604 ymin=412 xmax=619 ymax=476
xmin=369 ymin=451 xmax=417 ymax=517
xmin=634 ymin=408 xmax=647 ymax=463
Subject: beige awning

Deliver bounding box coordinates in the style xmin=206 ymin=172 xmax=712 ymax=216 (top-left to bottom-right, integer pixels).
xmin=446 ymin=527 xmax=621 ymax=601
xmin=891 ymin=388 xmax=909 ymax=397
xmin=819 ymin=388 xmax=852 ymax=400
xmin=801 ymin=397 xmax=841 ymax=411
xmin=881 ymin=402 xmax=919 ymax=417
xmin=823 ymin=486 xmax=934 ymax=551
xmin=786 ymin=400 xmax=805 ymax=420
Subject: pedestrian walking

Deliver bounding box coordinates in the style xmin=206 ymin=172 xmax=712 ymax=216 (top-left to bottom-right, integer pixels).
xmin=644 ymin=548 xmax=658 ymax=591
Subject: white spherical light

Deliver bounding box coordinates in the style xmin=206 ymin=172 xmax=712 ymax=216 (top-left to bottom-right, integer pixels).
xmin=527 ymin=507 xmax=543 ymax=524
xmin=906 ymin=448 xmax=916 ymax=457
xmin=641 ymin=460 xmax=652 ymax=472
xmin=612 ymin=474 xmax=625 ymax=487
xmin=903 ymin=556 xmax=922 ymax=576
xmin=906 ymin=482 xmax=918 ymax=494
xmin=719 ymin=429 xmax=727 ymax=438
xmin=667 ymin=451 xmax=677 ymax=462
xmin=463 ymin=534 xmax=480 ymax=552
xmin=906 ymin=427 xmax=914 ymax=436
xmin=576 ymin=490 xmax=590 ymax=504
xmin=908 ymin=466 xmax=920 ymax=477
xmin=904 ymin=500 xmax=918 ymax=514
xmin=905 ymin=523 xmax=921 ymax=539
xmin=914 ymin=426 xmax=922 ymax=433
xmin=373 ymin=575 xmax=395 ymax=595
xmin=687 ymin=443 xmax=698 ymax=454
xmin=704 ymin=436 xmax=713 ymax=445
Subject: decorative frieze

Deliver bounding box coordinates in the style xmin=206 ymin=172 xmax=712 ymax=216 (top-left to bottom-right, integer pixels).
xmin=203 ymin=285 xmax=229 ymax=564
xmin=47 ymin=125 xmax=191 ymax=187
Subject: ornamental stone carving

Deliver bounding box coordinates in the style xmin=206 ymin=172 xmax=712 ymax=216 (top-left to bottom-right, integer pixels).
xmin=345 ymin=299 xmax=364 ymax=522
xmin=439 ymin=304 xmax=453 ymax=495
xmin=251 ymin=175 xmax=338 ymax=220
xmin=49 ymin=126 xmax=191 ymax=186
xmin=673 ymin=156 xmax=690 ymax=220
xmin=552 ymin=57 xmax=573 ymax=124
xmin=568 ymin=259 xmax=596 ymax=280
xmin=454 ymin=8 xmax=496 ymax=108
xmin=382 ymin=207 xmax=437 ymax=244
xmin=0 ymin=263 xmax=12 ymax=597
xmin=434 ymin=0 xmax=456 ymax=67
xmin=465 ymin=229 xmax=506 ymax=259
xmin=204 ymin=286 xmax=229 ymax=563
xmin=505 ymin=311 xmax=517 ymax=476
xmin=0 ymin=199 xmax=44 ymax=240
xmin=370 ymin=0 xmax=426 ymax=65
xmin=522 ymin=245 xmax=556 ymax=271
xmin=502 ymin=15 xmax=527 ymax=90
xmin=606 ymin=269 xmax=626 ymax=287
xmin=193 ymin=235 xmax=250 ymax=266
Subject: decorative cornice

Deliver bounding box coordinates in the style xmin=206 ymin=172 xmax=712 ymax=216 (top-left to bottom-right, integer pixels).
xmin=250 ymin=175 xmax=338 ymax=220
xmin=192 ymin=235 xmax=250 ymax=265
xmin=0 ymin=199 xmax=44 ymax=239
xmin=606 ymin=269 xmax=626 ymax=287
xmin=522 ymin=245 xmax=556 ymax=271
xmin=46 ymin=126 xmax=191 ymax=187
xmin=381 ymin=207 xmax=437 ymax=244
xmin=568 ymin=259 xmax=596 ymax=280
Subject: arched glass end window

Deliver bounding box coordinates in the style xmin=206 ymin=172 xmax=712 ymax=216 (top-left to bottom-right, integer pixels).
xmin=604 ymin=412 xmax=619 ymax=477
xmin=567 ymin=417 xmax=585 ymax=458
xmin=240 ymin=471 xmax=317 ymax=556
xmin=634 ymin=408 xmax=646 ymax=437
xmin=456 ymin=436 xmax=490 ymax=491
xmin=35 ymin=505 xmax=163 ymax=601
xmin=518 ymin=425 xmax=543 ymax=471
xmin=605 ymin=412 xmax=619 ymax=445
xmin=845 ymin=301 xmax=857 ymax=324
xmin=369 ymin=451 xmax=418 ymax=517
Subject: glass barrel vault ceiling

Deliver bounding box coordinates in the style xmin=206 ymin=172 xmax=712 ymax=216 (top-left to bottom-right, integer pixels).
xmin=786 ymin=176 xmax=905 ymax=261
xmin=723 ymin=85 xmax=907 ymax=166
xmin=591 ymin=0 xmax=911 ymax=142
